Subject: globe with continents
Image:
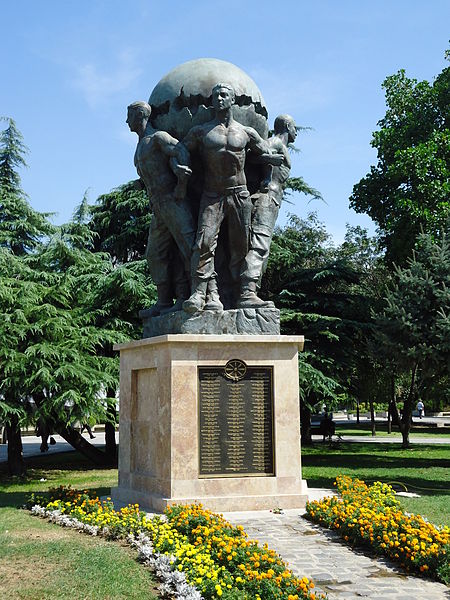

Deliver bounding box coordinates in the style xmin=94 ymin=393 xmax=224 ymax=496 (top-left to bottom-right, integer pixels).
xmin=148 ymin=58 xmax=269 ymax=141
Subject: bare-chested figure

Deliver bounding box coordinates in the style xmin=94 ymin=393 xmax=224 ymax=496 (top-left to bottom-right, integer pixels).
xmin=181 ymin=84 xmax=283 ymax=313
xmin=126 ymin=101 xmax=196 ymax=316
xmin=239 ymin=114 xmax=297 ymax=308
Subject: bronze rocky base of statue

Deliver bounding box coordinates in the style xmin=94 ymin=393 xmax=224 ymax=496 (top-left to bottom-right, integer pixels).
xmin=140 ymin=307 xmax=280 ymax=338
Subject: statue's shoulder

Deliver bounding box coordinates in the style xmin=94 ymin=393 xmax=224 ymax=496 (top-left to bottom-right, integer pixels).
xmin=267 ymin=136 xmax=284 ymax=151
xmin=183 ymin=122 xmax=213 ymax=144
xmin=152 ymin=129 xmax=179 ymax=145
xmin=242 ymin=123 xmax=262 ymax=140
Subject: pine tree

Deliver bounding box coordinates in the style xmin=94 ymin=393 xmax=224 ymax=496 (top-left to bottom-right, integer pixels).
xmin=62 ymin=193 xmax=155 ymax=461
xmin=0 ymin=218 xmax=127 ymax=469
xmin=0 ymin=118 xmax=53 ymax=254
xmin=0 ymin=118 xmax=55 ymax=474
xmin=263 ymin=214 xmax=379 ymax=442
xmin=375 ymin=224 xmax=450 ymax=447
xmin=90 ymin=181 xmax=151 ymax=264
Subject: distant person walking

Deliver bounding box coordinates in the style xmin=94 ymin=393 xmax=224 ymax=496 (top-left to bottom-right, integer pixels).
xmin=80 ymin=423 xmax=95 ymax=439
xmin=417 ymin=400 xmax=424 ymax=419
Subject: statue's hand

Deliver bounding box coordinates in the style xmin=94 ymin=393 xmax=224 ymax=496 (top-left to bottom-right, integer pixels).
xmin=268 ymin=153 xmax=284 ymax=167
xmin=174 ymin=164 xmax=192 ymax=178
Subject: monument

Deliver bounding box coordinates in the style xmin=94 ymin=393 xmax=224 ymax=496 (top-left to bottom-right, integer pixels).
xmin=111 ymin=58 xmax=308 ymax=512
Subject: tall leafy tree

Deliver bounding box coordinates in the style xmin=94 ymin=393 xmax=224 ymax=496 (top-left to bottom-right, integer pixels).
xmin=90 ymin=181 xmax=150 ymax=264
xmin=350 ymin=50 xmax=450 ymax=265
xmin=374 ymin=225 xmax=450 ymax=447
xmin=81 ymin=185 xmax=158 ymax=458
xmin=0 ymin=119 xmax=137 ymax=472
xmin=0 ymin=118 xmax=55 ymax=473
xmin=0 ymin=117 xmax=53 ymax=254
xmin=0 ymin=244 xmax=121 ymax=470
xmin=72 ymin=192 xmax=156 ymax=460
xmin=263 ymin=214 xmax=377 ymax=442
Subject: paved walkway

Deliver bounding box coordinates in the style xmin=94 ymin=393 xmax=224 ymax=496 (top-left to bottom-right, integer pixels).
xmin=224 ymin=502 xmax=450 ymax=599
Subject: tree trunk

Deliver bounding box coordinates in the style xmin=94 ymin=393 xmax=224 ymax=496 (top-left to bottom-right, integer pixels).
xmin=6 ymin=414 xmax=25 ymax=476
xmin=400 ymin=363 xmax=418 ymax=449
xmin=387 ymin=400 xmax=392 ymax=434
xmin=356 ymin=400 xmax=360 ymax=425
xmin=32 ymin=393 xmax=112 ymax=466
xmin=390 ymin=397 xmax=401 ymax=433
xmin=56 ymin=423 xmax=112 ymax=465
xmin=390 ymin=374 xmax=400 ymax=428
xmin=300 ymin=401 xmax=312 ymax=445
xmin=369 ymin=398 xmax=376 ymax=436
xmin=104 ymin=393 xmax=118 ymax=464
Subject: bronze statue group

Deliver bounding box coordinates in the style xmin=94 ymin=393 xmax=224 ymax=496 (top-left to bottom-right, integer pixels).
xmin=127 ymin=83 xmax=296 ymax=317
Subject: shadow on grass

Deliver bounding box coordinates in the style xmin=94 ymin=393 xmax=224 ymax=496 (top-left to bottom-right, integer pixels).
xmin=0 ymin=485 xmax=115 ymax=510
xmin=302 ymin=443 xmax=450 ymax=493
xmin=0 ymin=451 xmax=102 ymax=475
xmin=337 ymin=424 xmax=450 ymax=436
xmin=0 ymin=451 xmax=117 ymax=509
xmin=336 ymin=421 xmax=450 ymax=436
xmin=0 ymin=447 xmax=118 ymax=474
xmin=304 ymin=473 xmax=450 ymax=494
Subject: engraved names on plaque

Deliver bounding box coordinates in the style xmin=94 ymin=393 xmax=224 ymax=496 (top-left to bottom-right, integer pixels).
xmin=199 ymin=363 xmax=274 ymax=477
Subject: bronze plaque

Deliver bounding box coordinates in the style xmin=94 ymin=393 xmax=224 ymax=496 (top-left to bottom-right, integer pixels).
xmin=198 ymin=364 xmax=274 ymax=477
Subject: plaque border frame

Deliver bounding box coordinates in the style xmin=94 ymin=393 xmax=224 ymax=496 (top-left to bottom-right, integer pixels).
xmin=197 ymin=364 xmax=275 ymax=479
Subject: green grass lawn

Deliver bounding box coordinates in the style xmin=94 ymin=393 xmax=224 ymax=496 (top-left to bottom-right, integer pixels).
xmin=0 ymin=452 xmax=159 ymax=600
xmin=302 ymin=442 xmax=450 ymax=527
xmin=1 ymin=443 xmax=449 ymax=598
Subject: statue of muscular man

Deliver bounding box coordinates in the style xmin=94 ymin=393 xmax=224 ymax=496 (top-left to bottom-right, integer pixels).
xmin=180 ymin=83 xmax=283 ymax=313
xmin=126 ymin=101 xmax=196 ymax=316
xmin=238 ymin=114 xmax=297 ymax=308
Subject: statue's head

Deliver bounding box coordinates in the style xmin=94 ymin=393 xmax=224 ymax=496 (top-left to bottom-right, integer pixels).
xmin=274 ymin=114 xmax=297 ymax=143
xmin=211 ymin=83 xmax=235 ymax=112
xmin=126 ymin=101 xmax=151 ymax=132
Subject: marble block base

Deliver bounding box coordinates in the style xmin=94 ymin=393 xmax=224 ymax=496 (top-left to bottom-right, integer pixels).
xmin=111 ymin=334 xmax=308 ymax=513
xmin=140 ymin=307 xmax=280 ymax=338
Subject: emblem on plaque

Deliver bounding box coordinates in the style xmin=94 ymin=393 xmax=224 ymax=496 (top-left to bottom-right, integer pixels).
xmin=224 ymin=359 xmax=247 ymax=382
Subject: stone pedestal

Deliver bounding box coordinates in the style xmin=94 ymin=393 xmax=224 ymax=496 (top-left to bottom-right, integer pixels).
xmin=111 ymin=334 xmax=308 ymax=512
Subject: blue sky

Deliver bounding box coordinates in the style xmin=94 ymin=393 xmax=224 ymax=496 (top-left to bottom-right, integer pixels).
xmin=2 ymin=0 xmax=449 ymax=243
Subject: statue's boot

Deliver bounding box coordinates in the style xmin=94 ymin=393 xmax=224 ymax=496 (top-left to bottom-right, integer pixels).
xmin=182 ymin=280 xmax=208 ymax=313
xmin=145 ymin=283 xmax=173 ymax=317
xmin=204 ymin=279 xmax=224 ymax=311
xmin=161 ymin=280 xmax=190 ymax=314
xmin=236 ymin=281 xmax=274 ymax=309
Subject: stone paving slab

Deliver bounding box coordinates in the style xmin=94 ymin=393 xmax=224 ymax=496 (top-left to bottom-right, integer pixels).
xmin=223 ymin=507 xmax=449 ymax=599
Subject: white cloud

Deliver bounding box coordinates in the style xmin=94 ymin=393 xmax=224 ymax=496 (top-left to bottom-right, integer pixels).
xmin=72 ymin=49 xmax=143 ymax=108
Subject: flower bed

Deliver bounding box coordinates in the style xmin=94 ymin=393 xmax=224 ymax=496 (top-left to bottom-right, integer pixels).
xmin=305 ymin=476 xmax=449 ymax=584
xmin=27 ymin=486 xmax=323 ymax=599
